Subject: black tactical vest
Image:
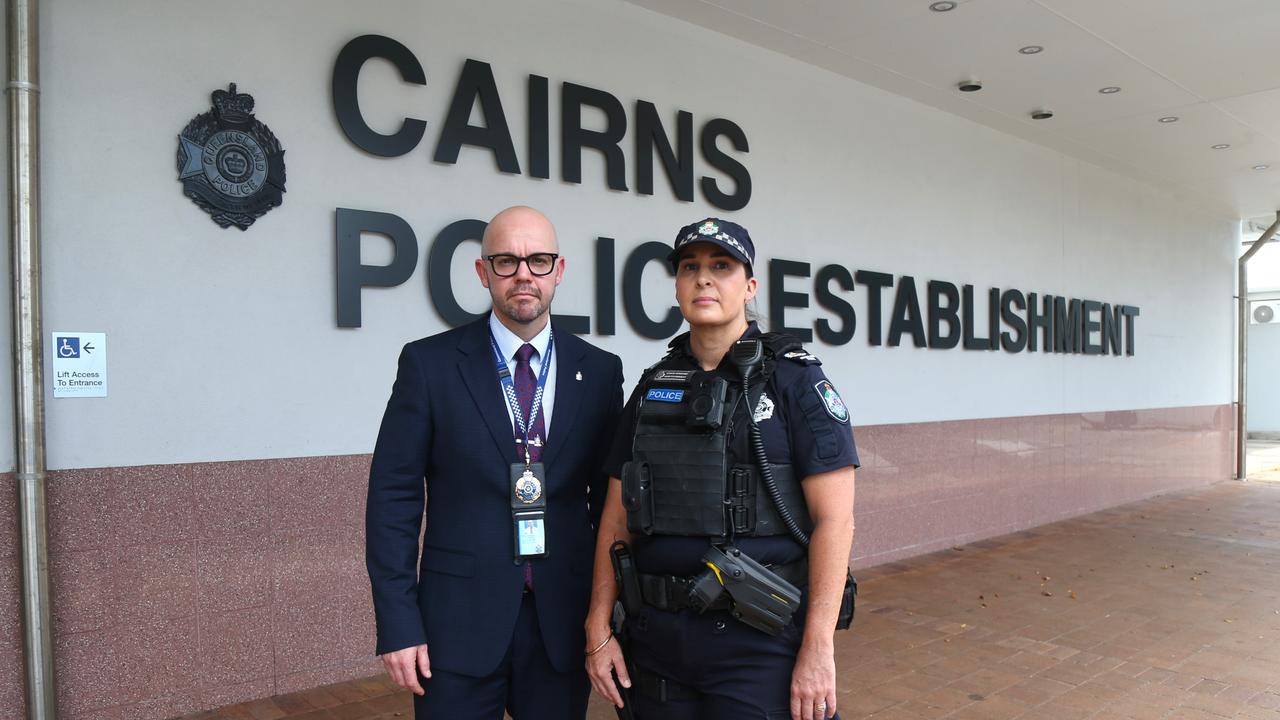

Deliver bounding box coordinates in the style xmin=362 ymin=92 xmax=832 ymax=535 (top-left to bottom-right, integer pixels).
xmin=620 ymin=333 xmax=814 ymax=539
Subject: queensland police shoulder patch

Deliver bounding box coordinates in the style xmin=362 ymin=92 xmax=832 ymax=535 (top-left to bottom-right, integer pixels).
xmin=813 ymin=380 xmax=849 ymax=424
xmin=176 ymin=83 xmax=286 ymax=230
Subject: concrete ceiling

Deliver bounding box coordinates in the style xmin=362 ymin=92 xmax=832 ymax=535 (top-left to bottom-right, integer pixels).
xmin=626 ymin=0 xmax=1280 ymax=223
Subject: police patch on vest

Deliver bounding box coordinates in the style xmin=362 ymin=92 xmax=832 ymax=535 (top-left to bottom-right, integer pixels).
xmin=814 ymin=380 xmax=849 ymax=424
xmin=645 ymin=388 xmax=685 ymax=403
xmin=753 ymin=391 xmax=774 ymax=422
xmin=176 ymin=84 xmax=286 ymax=230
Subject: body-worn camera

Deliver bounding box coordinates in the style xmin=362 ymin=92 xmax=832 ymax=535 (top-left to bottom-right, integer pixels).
xmin=686 ymin=374 xmax=729 ymax=429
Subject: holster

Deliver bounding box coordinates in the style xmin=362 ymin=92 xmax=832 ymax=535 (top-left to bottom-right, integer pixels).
xmin=837 ymin=572 xmax=857 ymax=630
xmin=611 ymin=541 xmax=643 ymax=616
xmin=700 ymin=544 xmax=801 ymax=636
xmin=609 ymin=542 xmax=639 ymax=720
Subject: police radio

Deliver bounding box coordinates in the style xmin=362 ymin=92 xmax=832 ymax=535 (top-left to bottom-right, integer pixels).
xmin=729 ymin=339 xmax=764 ymax=378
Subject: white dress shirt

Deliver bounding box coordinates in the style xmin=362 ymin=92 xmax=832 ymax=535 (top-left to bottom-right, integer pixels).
xmin=488 ymin=311 xmax=556 ymax=441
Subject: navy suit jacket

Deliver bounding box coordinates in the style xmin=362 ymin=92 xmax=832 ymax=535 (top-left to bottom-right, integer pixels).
xmin=366 ymin=318 xmax=623 ymax=676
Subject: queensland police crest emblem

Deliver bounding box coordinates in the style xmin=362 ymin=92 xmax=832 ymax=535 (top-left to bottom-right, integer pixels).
xmin=814 ymin=380 xmax=849 ymax=424
xmin=176 ymin=84 xmax=285 ymax=230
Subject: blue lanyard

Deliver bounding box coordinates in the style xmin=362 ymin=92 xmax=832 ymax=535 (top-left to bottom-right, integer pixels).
xmin=489 ymin=329 xmax=554 ymax=463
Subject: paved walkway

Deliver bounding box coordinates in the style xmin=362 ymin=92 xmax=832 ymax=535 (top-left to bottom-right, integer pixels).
xmin=178 ymin=480 xmax=1280 ymax=720
xmin=1247 ymin=439 xmax=1280 ymax=479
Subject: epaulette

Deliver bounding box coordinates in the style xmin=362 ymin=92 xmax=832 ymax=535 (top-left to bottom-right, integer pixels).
xmin=779 ymin=348 xmax=821 ymax=365
xmin=760 ymin=332 xmax=822 ymax=366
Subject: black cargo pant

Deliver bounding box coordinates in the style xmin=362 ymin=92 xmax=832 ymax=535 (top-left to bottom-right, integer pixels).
xmin=623 ymin=604 xmax=840 ymax=720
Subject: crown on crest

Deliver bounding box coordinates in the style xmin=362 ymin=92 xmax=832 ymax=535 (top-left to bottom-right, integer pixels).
xmin=211 ymin=83 xmax=255 ymax=123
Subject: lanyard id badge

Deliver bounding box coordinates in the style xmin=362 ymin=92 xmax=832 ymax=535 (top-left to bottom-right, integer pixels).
xmin=511 ymin=462 xmax=548 ymax=560
xmin=491 ymin=330 xmax=555 ymax=562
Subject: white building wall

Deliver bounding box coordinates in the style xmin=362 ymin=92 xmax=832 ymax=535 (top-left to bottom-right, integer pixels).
xmin=34 ymin=0 xmax=1236 ymax=471
xmin=1248 ymin=314 xmax=1280 ymax=432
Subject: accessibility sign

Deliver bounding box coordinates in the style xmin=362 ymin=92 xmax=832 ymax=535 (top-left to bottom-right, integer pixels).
xmin=52 ymin=332 xmax=107 ymax=398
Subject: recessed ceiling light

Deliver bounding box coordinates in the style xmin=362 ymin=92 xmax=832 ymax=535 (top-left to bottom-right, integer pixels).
xmin=1030 ymin=109 xmax=1054 ymax=120
xmin=1158 ymin=116 xmax=1179 ymax=123
xmin=930 ymin=1 xmax=957 ymax=11
xmin=1019 ymin=45 xmax=1044 ymax=55
xmin=1254 ymin=164 xmax=1270 ymax=171
xmin=1212 ymin=144 xmax=1231 ymax=150
xmin=1099 ymin=86 xmax=1121 ymax=94
xmin=957 ymin=79 xmax=983 ymax=92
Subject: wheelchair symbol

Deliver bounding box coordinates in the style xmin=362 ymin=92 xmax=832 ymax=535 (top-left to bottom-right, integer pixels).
xmin=58 ymin=337 xmax=80 ymax=358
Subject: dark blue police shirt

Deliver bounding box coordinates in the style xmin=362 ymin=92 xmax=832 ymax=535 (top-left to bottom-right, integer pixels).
xmin=604 ymin=323 xmax=859 ymax=576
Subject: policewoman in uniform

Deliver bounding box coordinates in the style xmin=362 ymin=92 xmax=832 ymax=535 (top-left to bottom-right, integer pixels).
xmin=584 ymin=218 xmax=858 ymax=720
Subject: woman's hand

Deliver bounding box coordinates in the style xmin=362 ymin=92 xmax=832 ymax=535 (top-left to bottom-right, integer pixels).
xmin=585 ymin=634 xmax=631 ymax=708
xmin=793 ymin=465 xmax=855 ymax=720
xmin=584 ymin=479 xmax=634 ymax=708
xmin=790 ymin=639 xmax=836 ymax=720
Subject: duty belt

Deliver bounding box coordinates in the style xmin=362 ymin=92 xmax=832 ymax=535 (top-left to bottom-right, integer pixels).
xmin=638 ymin=573 xmax=730 ymax=611
xmin=637 ymin=558 xmax=808 ymax=612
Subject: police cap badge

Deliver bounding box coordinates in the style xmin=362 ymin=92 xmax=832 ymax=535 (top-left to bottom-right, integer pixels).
xmin=668 ymin=217 xmax=756 ymax=272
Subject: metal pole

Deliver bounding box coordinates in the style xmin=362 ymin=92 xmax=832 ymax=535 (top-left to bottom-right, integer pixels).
xmin=1237 ymin=211 xmax=1280 ymax=480
xmin=7 ymin=0 xmax=55 ymax=717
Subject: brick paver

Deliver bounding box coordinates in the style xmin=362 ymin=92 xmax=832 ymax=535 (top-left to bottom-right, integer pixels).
xmin=176 ymin=480 xmax=1280 ymax=719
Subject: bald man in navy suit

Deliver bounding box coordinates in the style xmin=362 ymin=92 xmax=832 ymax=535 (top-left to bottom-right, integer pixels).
xmin=366 ymin=206 xmax=624 ymax=719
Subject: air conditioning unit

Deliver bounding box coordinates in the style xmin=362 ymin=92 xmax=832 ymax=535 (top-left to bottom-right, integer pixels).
xmin=1251 ymin=300 xmax=1280 ymax=324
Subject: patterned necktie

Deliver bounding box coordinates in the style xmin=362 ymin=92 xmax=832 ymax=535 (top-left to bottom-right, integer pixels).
xmin=513 ymin=343 xmax=544 ymax=590
xmin=513 ymin=343 xmax=545 ymax=463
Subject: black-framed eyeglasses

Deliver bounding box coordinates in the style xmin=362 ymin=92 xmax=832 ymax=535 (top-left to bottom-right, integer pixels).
xmin=484 ymin=253 xmax=559 ymax=277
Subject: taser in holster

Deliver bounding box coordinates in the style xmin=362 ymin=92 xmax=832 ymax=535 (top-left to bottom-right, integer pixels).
xmin=698 ymin=544 xmax=801 ymax=636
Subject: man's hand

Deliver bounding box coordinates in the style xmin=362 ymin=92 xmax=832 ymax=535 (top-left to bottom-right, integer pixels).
xmin=585 ymin=635 xmax=631 ymax=708
xmin=790 ymin=640 xmax=836 ymax=720
xmin=382 ymin=644 xmax=431 ymax=696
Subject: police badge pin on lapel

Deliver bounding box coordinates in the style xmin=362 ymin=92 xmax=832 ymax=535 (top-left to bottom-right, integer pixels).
xmin=176 ymin=84 xmax=286 ymax=230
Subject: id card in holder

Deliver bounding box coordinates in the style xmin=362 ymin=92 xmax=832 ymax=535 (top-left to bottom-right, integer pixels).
xmin=511 ymin=462 xmax=548 ymax=561
xmin=515 ymin=511 xmax=547 ymax=558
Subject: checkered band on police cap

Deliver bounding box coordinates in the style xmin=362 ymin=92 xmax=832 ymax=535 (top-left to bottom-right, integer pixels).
xmin=667 ymin=218 xmax=755 ymax=271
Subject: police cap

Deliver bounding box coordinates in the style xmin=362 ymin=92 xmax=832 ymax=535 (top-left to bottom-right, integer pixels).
xmin=668 ymin=218 xmax=755 ymax=273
